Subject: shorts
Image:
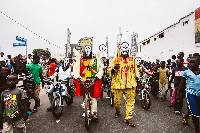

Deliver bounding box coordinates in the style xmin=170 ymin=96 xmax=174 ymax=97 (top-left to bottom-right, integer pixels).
xmin=186 ymin=93 xmax=200 ymax=117
xmin=33 ymin=84 xmax=40 ymax=100
xmin=3 ymin=118 xmax=26 ymax=133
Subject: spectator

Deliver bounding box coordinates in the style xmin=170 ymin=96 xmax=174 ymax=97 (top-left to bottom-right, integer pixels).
xmin=26 ymin=55 xmax=44 ymax=113
xmin=176 ymin=54 xmax=200 ymax=132
xmin=1 ymin=74 xmax=28 ymax=133
xmin=158 ymin=61 xmax=169 ymax=102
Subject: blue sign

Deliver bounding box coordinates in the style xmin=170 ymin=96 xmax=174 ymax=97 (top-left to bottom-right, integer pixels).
xmin=16 ymin=36 xmax=26 ymax=42
xmin=13 ymin=43 xmax=26 ymax=47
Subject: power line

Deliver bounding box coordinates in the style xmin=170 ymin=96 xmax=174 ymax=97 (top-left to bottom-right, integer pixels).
xmin=0 ymin=11 xmax=62 ymax=49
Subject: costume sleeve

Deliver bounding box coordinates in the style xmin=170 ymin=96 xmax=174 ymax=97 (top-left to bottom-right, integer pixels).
xmin=73 ymin=48 xmax=81 ymax=79
xmin=96 ymin=61 xmax=104 ymax=79
xmin=107 ymin=57 xmax=117 ymax=76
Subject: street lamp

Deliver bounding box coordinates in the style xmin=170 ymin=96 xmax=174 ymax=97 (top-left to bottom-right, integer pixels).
xmin=126 ymin=31 xmax=138 ymax=57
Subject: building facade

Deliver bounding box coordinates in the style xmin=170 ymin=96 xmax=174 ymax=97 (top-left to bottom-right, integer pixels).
xmin=137 ymin=10 xmax=200 ymax=62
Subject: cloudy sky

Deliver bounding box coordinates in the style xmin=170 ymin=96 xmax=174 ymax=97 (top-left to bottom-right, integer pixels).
xmin=0 ymin=0 xmax=199 ymax=58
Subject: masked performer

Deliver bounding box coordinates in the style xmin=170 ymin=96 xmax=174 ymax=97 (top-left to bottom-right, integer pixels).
xmin=107 ymin=42 xmax=140 ymax=127
xmin=73 ymin=37 xmax=103 ymax=120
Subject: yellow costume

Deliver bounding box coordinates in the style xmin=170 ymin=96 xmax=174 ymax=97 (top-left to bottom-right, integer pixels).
xmin=107 ymin=56 xmax=139 ymax=120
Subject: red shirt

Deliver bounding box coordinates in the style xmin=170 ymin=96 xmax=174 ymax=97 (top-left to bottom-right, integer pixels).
xmin=49 ymin=63 xmax=55 ymax=76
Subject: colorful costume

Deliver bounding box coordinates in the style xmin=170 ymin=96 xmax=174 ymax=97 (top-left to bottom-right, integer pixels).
xmin=107 ymin=42 xmax=139 ymax=120
xmin=73 ymin=37 xmax=103 ymax=118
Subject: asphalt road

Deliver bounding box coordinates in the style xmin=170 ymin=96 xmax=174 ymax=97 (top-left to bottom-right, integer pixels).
xmin=15 ymin=87 xmax=196 ymax=133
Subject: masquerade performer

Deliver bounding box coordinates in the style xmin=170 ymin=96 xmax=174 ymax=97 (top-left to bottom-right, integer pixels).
xmin=107 ymin=42 xmax=140 ymax=127
xmin=73 ymin=37 xmax=104 ymax=120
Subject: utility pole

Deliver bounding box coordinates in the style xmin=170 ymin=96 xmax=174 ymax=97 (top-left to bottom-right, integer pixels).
xmin=106 ymin=35 xmax=109 ymax=58
xmin=66 ymin=28 xmax=71 ymax=57
xmin=126 ymin=31 xmax=138 ymax=57
xmin=117 ymin=27 xmax=122 ymax=50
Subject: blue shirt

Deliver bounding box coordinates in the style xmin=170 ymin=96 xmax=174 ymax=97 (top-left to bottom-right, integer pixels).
xmin=182 ymin=69 xmax=200 ymax=96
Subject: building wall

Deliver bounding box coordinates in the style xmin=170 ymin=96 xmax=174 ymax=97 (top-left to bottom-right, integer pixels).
xmin=52 ymin=53 xmax=65 ymax=61
xmin=137 ymin=12 xmax=200 ymax=62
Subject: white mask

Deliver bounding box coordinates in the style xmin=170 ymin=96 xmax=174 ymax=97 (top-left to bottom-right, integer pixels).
xmin=85 ymin=45 xmax=92 ymax=57
xmin=120 ymin=42 xmax=129 ymax=56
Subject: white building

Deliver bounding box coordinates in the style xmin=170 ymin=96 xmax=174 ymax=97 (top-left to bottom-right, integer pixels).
xmin=52 ymin=53 xmax=65 ymax=61
xmin=137 ymin=10 xmax=200 ymax=63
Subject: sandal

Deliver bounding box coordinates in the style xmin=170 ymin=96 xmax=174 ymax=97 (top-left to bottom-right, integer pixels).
xmin=113 ymin=111 xmax=120 ymax=118
xmin=168 ymin=103 xmax=173 ymax=107
xmin=124 ymin=119 xmax=136 ymax=127
xmin=182 ymin=113 xmax=188 ymax=126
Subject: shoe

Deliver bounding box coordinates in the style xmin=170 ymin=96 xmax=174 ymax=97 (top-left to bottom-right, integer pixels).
xmin=175 ymin=111 xmax=181 ymax=115
xmin=124 ymin=119 xmax=136 ymax=127
xmin=92 ymin=112 xmax=98 ymax=121
xmin=27 ymin=111 xmax=32 ymax=115
xmin=32 ymin=108 xmax=37 ymax=113
xmin=47 ymin=106 xmax=52 ymax=111
xmin=160 ymin=97 xmax=164 ymax=102
xmin=168 ymin=103 xmax=173 ymax=107
xmin=82 ymin=112 xmax=85 ymax=117
xmin=164 ymin=95 xmax=167 ymax=101
xmin=182 ymin=113 xmax=188 ymax=126
xmin=113 ymin=111 xmax=120 ymax=118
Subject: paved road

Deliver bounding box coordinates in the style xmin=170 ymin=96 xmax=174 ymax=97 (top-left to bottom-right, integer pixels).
xmin=15 ymin=87 xmax=196 ymax=133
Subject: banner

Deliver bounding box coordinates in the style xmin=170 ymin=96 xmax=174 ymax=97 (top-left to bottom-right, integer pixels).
xmin=195 ymin=8 xmax=200 ymax=45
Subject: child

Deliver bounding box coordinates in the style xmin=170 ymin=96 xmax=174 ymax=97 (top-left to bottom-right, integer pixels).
xmin=169 ymin=58 xmax=188 ymax=114
xmin=158 ymin=61 xmax=169 ymax=102
xmin=151 ymin=65 xmax=159 ymax=99
xmin=1 ymin=74 xmax=28 ymax=133
xmin=176 ymin=54 xmax=200 ymax=133
xmin=0 ymin=65 xmax=7 ymax=132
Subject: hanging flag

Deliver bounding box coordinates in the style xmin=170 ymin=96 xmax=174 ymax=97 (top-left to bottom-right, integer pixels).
xmin=195 ymin=7 xmax=200 ymax=46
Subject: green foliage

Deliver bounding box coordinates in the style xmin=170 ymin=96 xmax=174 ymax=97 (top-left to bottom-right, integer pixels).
xmin=32 ymin=48 xmax=51 ymax=58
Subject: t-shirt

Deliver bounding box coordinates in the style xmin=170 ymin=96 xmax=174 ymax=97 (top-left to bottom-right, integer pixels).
xmin=173 ymin=66 xmax=188 ymax=87
xmin=158 ymin=67 xmax=169 ymax=84
xmin=0 ymin=73 xmax=7 ymax=94
xmin=16 ymin=73 xmax=26 ymax=90
xmin=49 ymin=63 xmax=55 ymax=76
xmin=182 ymin=69 xmax=200 ymax=96
xmin=26 ymin=62 xmax=43 ymax=84
xmin=1 ymin=88 xmax=25 ymax=124
xmin=152 ymin=71 xmax=159 ymax=83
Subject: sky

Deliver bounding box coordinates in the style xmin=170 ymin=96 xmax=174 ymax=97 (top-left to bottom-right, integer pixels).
xmin=0 ymin=0 xmax=200 ymax=58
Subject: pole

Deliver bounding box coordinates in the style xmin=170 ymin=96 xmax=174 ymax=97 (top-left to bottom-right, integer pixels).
xmin=106 ymin=35 xmax=109 ymax=58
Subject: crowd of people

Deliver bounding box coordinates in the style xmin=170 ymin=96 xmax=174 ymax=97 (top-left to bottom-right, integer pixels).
xmin=0 ymin=48 xmax=199 ymax=132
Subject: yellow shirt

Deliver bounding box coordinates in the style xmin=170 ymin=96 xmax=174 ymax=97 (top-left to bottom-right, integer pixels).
xmin=107 ymin=56 xmax=139 ymax=89
xmin=158 ymin=67 xmax=169 ymax=84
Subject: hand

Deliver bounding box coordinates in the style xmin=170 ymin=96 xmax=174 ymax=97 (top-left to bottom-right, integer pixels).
xmin=114 ymin=64 xmax=120 ymax=70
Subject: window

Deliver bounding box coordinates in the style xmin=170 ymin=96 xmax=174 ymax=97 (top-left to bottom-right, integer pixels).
xmin=147 ymin=39 xmax=150 ymax=44
xmin=159 ymin=33 xmax=164 ymax=38
xmin=140 ymin=45 xmax=141 ymax=52
xmin=142 ymin=42 xmax=146 ymax=45
xmin=183 ymin=20 xmax=189 ymax=26
xmin=154 ymin=38 xmax=156 ymax=41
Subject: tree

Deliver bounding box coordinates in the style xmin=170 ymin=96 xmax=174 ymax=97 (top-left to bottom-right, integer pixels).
xmin=32 ymin=48 xmax=51 ymax=58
